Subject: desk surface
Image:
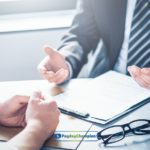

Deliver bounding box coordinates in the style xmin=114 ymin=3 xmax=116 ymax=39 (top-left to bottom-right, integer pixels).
xmin=40 ymin=99 xmax=150 ymax=150
xmin=41 ymin=101 xmax=150 ymax=150
xmin=78 ymin=103 xmax=150 ymax=150
xmin=0 ymin=80 xmax=149 ymax=150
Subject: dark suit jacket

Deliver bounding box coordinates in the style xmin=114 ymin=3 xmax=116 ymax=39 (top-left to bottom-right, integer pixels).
xmin=58 ymin=0 xmax=127 ymax=78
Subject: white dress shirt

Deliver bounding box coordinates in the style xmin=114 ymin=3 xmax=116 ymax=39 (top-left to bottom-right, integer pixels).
xmin=113 ymin=0 xmax=137 ymax=74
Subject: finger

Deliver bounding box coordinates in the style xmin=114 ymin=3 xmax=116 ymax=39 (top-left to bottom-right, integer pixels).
xmin=21 ymin=121 xmax=26 ymax=127
xmin=53 ymin=68 xmax=65 ymax=81
xmin=142 ymin=75 xmax=150 ymax=83
xmin=12 ymin=95 xmax=29 ymax=105
xmin=139 ymin=74 xmax=150 ymax=88
xmin=128 ymin=66 xmax=147 ymax=86
xmin=128 ymin=65 xmax=141 ymax=77
xmin=43 ymin=45 xmax=56 ymax=57
xmin=38 ymin=57 xmax=51 ymax=73
xmin=57 ymin=108 xmax=61 ymax=116
xmin=41 ymin=73 xmax=49 ymax=80
xmin=55 ymin=70 xmax=69 ymax=84
xmin=141 ymin=68 xmax=150 ymax=75
xmin=30 ymin=91 xmax=42 ymax=101
xmin=37 ymin=63 xmax=47 ymax=74
xmin=42 ymin=71 xmax=55 ymax=82
xmin=21 ymin=115 xmax=27 ymax=127
xmin=128 ymin=66 xmax=150 ymax=89
xmin=46 ymin=71 xmax=56 ymax=83
xmin=48 ymin=101 xmax=57 ymax=110
xmin=19 ymin=96 xmax=30 ymax=104
xmin=42 ymin=99 xmax=57 ymax=108
xmin=134 ymin=76 xmax=149 ymax=88
xmin=47 ymin=78 xmax=55 ymax=83
xmin=42 ymin=71 xmax=55 ymax=81
xmin=47 ymin=71 xmax=55 ymax=78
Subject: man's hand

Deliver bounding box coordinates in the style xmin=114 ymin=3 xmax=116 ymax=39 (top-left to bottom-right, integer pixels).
xmin=128 ymin=65 xmax=150 ymax=90
xmin=0 ymin=95 xmax=29 ymax=127
xmin=26 ymin=91 xmax=60 ymax=138
xmin=38 ymin=46 xmax=69 ymax=84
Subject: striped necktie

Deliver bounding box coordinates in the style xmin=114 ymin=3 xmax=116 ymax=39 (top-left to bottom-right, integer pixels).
xmin=127 ymin=0 xmax=150 ymax=69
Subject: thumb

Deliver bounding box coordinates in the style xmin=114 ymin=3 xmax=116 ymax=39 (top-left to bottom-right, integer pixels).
xmin=19 ymin=96 xmax=30 ymax=104
xmin=30 ymin=91 xmax=42 ymax=102
xmin=43 ymin=45 xmax=56 ymax=57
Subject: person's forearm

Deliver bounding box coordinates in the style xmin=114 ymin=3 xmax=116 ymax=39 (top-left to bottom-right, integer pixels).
xmin=0 ymin=103 xmax=4 ymax=125
xmin=7 ymin=122 xmax=49 ymax=150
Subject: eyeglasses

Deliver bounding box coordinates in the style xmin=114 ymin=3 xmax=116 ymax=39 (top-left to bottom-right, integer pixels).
xmin=97 ymin=119 xmax=150 ymax=145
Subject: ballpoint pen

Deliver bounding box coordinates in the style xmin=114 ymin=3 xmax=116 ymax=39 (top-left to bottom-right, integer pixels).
xmin=58 ymin=106 xmax=90 ymax=118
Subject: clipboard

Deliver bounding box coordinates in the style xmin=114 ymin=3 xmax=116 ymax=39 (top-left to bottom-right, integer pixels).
xmin=58 ymin=97 xmax=150 ymax=125
xmin=53 ymin=71 xmax=150 ymax=125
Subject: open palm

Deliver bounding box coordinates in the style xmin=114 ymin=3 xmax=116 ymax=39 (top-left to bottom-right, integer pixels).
xmin=38 ymin=46 xmax=69 ymax=84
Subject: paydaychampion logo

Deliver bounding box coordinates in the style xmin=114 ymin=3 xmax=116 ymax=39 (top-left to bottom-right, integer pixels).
xmin=52 ymin=131 xmax=98 ymax=141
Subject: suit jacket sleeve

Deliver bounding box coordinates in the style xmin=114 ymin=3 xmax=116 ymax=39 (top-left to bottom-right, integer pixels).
xmin=58 ymin=0 xmax=100 ymax=78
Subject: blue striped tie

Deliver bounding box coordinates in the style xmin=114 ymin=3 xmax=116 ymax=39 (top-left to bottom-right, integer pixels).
xmin=127 ymin=0 xmax=150 ymax=69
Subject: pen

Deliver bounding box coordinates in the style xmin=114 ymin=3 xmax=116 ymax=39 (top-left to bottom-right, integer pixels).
xmin=58 ymin=106 xmax=90 ymax=118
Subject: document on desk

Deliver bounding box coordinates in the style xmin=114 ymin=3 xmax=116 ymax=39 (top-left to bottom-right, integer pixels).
xmin=54 ymin=71 xmax=150 ymax=121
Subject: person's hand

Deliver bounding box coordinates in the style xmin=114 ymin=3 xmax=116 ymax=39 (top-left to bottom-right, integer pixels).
xmin=0 ymin=95 xmax=29 ymax=127
xmin=128 ymin=65 xmax=150 ymax=90
xmin=38 ymin=46 xmax=69 ymax=84
xmin=6 ymin=92 xmax=60 ymax=150
xmin=26 ymin=91 xmax=60 ymax=139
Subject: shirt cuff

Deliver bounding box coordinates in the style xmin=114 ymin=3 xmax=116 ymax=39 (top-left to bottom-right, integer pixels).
xmin=66 ymin=61 xmax=73 ymax=80
xmin=58 ymin=61 xmax=73 ymax=85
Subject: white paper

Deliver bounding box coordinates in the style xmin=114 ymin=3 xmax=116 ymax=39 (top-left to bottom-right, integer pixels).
xmin=54 ymin=71 xmax=150 ymax=120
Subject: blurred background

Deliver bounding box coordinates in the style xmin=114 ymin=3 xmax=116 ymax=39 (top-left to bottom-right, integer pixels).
xmin=0 ymin=0 xmax=77 ymax=81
